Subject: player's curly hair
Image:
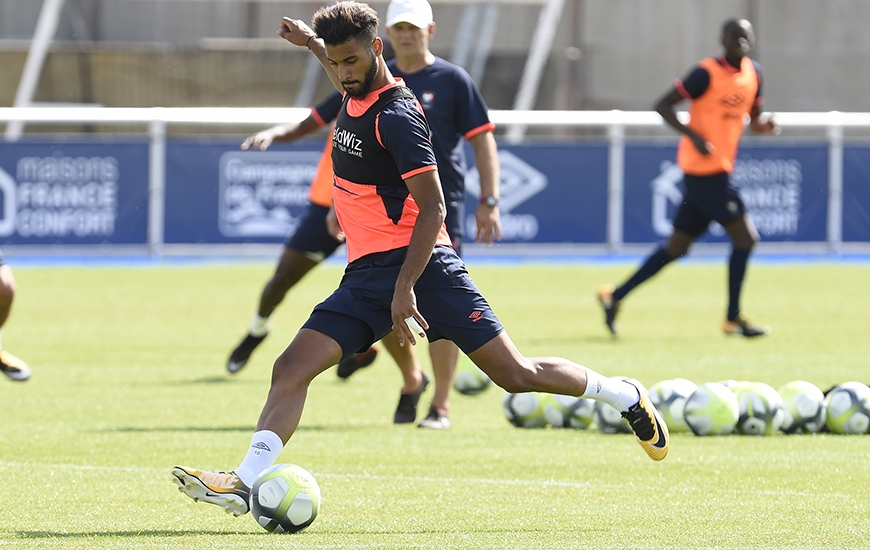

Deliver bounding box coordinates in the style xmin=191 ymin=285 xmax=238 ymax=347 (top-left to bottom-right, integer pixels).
xmin=312 ymin=1 xmax=379 ymax=46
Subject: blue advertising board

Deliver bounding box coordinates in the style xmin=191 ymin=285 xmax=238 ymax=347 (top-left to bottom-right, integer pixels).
xmin=0 ymin=141 xmax=149 ymax=244
xmin=623 ymin=144 xmax=829 ymax=243
xmin=843 ymin=146 xmax=870 ymax=242
xmin=164 ymin=140 xmax=325 ymax=244
xmin=462 ymin=144 xmax=608 ymax=243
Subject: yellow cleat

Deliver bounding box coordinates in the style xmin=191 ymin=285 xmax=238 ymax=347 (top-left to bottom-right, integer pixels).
xmin=621 ymin=379 xmax=670 ymax=461
xmin=171 ymin=466 xmax=250 ymax=516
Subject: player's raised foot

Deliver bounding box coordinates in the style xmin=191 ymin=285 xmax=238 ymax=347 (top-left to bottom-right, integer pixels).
xmin=171 ymin=466 xmax=251 ymax=516
xmin=596 ymin=284 xmax=620 ymax=336
xmin=336 ymin=345 xmax=379 ymax=380
xmin=0 ymin=350 xmax=30 ymax=381
xmin=394 ymin=372 xmax=429 ymax=424
xmin=417 ymin=407 xmax=450 ymax=429
xmin=227 ymin=333 xmax=268 ymax=374
xmin=722 ymin=315 xmax=770 ymax=338
xmin=620 ymin=379 xmax=669 ymax=461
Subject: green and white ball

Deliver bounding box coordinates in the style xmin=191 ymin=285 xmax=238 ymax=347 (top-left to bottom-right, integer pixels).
xmin=250 ymin=464 xmax=321 ymax=534
xmin=778 ymin=380 xmax=826 ymax=434
xmin=453 ymin=364 xmax=492 ymax=396
xmin=683 ymin=382 xmax=739 ymax=436
xmin=824 ymin=381 xmax=870 ymax=434
xmin=733 ymin=382 xmax=784 ymax=436
xmin=503 ymin=392 xmax=548 ymax=428
xmin=593 ymin=401 xmax=632 ymax=434
xmin=543 ymin=394 xmax=595 ymax=429
xmin=648 ymin=378 xmax=697 ymax=433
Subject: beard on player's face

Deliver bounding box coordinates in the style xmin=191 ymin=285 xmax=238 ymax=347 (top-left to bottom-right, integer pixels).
xmin=342 ymin=50 xmax=379 ymax=98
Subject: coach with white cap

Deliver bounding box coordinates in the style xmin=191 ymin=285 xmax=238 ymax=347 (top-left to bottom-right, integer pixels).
xmin=370 ymin=0 xmax=503 ymax=430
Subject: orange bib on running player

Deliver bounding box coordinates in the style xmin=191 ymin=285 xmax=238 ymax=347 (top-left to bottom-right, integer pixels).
xmin=677 ymin=56 xmax=758 ymax=176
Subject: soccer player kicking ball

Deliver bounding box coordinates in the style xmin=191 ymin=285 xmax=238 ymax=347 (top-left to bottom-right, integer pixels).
xmin=172 ymin=1 xmax=669 ymax=517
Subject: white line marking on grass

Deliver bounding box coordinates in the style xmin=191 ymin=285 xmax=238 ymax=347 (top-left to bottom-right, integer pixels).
xmin=0 ymin=460 xmax=852 ymax=499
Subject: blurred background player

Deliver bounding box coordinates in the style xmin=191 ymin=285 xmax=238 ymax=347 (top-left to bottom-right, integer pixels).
xmin=0 ymin=256 xmax=29 ymax=381
xmin=597 ymin=18 xmax=779 ymax=338
xmin=366 ymin=0 xmax=502 ymax=429
xmin=225 ymin=92 xmax=430 ymax=424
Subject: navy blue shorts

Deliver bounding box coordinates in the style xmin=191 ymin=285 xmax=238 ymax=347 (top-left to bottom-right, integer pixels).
xmin=285 ymin=204 xmax=343 ymax=261
xmin=672 ymin=172 xmax=746 ymax=237
xmin=302 ymin=246 xmax=504 ymax=361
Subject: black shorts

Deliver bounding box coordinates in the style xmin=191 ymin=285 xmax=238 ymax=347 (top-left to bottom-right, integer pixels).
xmin=285 ymin=204 xmax=343 ymax=261
xmin=672 ymin=172 xmax=746 ymax=237
xmin=302 ymin=246 xmax=504 ymax=361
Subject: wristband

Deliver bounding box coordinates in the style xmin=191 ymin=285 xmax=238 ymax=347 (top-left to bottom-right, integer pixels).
xmin=306 ymin=35 xmax=315 ymax=50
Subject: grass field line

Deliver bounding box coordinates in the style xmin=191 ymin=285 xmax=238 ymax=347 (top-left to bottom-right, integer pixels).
xmin=0 ymin=460 xmax=851 ymax=499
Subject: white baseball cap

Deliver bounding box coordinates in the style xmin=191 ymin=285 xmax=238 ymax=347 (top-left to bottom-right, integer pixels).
xmin=385 ymin=0 xmax=433 ymax=28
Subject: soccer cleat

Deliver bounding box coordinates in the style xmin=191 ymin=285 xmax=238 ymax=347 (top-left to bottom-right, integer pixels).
xmin=417 ymin=408 xmax=450 ymax=429
xmin=596 ymin=284 xmax=620 ymax=335
xmin=0 ymin=350 xmax=30 ymax=381
xmin=336 ymin=345 xmax=379 ymax=380
xmin=171 ymin=466 xmax=251 ymax=516
xmin=620 ymin=379 xmax=670 ymax=461
xmin=227 ymin=333 xmax=268 ymax=374
xmin=722 ymin=315 xmax=770 ymax=338
xmin=393 ymin=372 xmax=430 ymax=424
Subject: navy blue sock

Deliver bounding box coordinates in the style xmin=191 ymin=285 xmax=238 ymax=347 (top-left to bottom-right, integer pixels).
xmin=728 ymin=248 xmax=751 ymax=321
xmin=614 ymin=247 xmax=675 ymax=301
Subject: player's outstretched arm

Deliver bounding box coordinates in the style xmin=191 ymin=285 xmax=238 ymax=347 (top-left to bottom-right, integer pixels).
xmin=241 ymin=116 xmax=321 ymax=151
xmin=277 ymin=17 xmax=343 ymax=93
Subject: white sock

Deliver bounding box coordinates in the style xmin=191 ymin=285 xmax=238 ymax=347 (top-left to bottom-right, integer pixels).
xmin=582 ymin=369 xmax=640 ymax=412
xmin=235 ymin=430 xmax=284 ymax=487
xmin=249 ymin=314 xmax=270 ymax=337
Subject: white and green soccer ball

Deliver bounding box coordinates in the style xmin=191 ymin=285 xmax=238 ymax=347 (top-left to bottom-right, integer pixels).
xmin=732 ymin=382 xmax=784 ymax=436
xmin=503 ymin=392 xmax=548 ymax=428
xmin=250 ymin=464 xmax=321 ymax=534
xmin=777 ymin=380 xmax=826 ymax=434
xmin=593 ymin=401 xmax=632 ymax=434
xmin=648 ymin=378 xmax=697 ymax=433
xmin=683 ymin=382 xmax=739 ymax=436
xmin=824 ymin=381 xmax=870 ymax=434
xmin=543 ymin=394 xmax=595 ymax=429
xmin=453 ymin=363 xmax=492 ymax=396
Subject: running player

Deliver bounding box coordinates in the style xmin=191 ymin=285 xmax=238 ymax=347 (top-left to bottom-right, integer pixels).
xmin=598 ymin=18 xmax=779 ymax=338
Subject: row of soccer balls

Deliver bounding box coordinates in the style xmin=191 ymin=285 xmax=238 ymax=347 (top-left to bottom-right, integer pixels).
xmin=501 ymin=378 xmax=870 ymax=436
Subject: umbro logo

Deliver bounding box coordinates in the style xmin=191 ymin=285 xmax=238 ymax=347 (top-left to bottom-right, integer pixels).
xmin=719 ymin=92 xmax=746 ymax=108
xmin=469 ymin=311 xmax=484 ymax=323
xmin=251 ymin=442 xmax=271 ymax=452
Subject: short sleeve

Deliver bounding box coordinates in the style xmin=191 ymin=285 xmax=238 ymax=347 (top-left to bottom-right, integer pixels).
xmin=312 ymin=91 xmax=344 ymax=126
xmin=452 ymin=68 xmax=495 ymax=140
xmin=376 ymin=99 xmax=437 ymax=179
xmin=677 ymin=66 xmax=710 ymax=99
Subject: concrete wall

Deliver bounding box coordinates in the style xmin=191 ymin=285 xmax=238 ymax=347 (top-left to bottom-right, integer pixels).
xmin=2 ymin=0 xmax=870 ymax=114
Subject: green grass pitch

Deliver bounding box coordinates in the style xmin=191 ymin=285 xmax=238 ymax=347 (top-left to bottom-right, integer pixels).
xmin=1 ymin=258 xmax=868 ymax=548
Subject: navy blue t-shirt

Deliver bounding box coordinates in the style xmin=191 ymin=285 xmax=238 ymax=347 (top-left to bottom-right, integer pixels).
xmin=388 ymin=57 xmax=494 ymax=240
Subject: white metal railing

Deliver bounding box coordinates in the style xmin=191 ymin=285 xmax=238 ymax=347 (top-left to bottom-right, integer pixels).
xmin=1 ymin=107 xmax=867 ymax=254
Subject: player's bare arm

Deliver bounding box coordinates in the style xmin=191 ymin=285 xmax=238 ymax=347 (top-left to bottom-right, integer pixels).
xmin=470 ymin=131 xmax=502 ymax=244
xmin=392 ymin=169 xmax=447 ymax=347
xmin=655 ymin=87 xmax=712 ymax=155
xmin=277 ymin=17 xmax=343 ymax=92
xmin=241 ymin=116 xmax=322 ymax=151
xmin=748 ymin=103 xmax=780 ymax=135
